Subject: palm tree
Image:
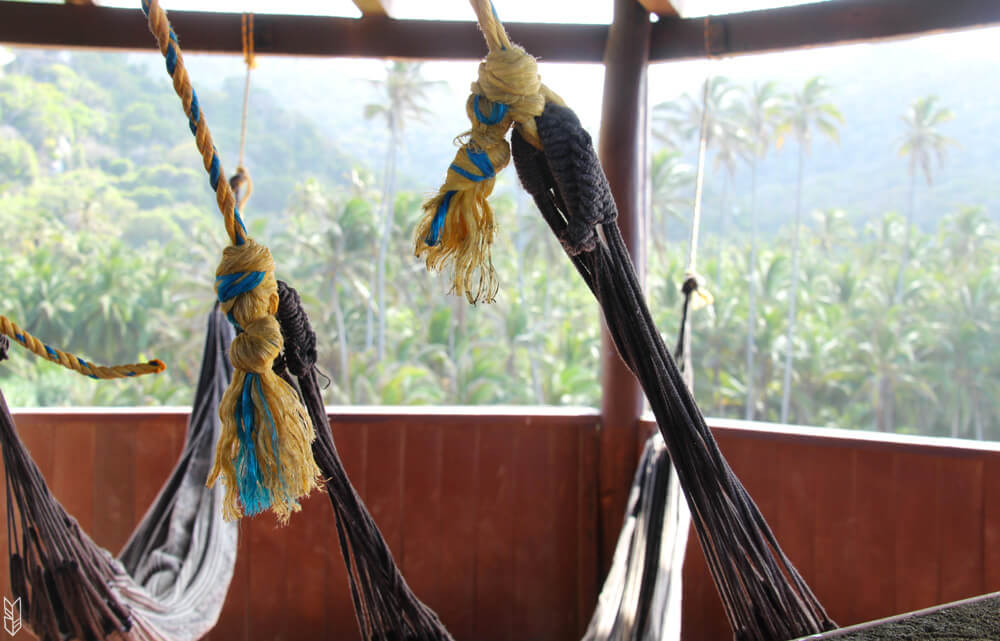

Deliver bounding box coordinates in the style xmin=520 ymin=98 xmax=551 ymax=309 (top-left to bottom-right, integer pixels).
xmin=648 ymin=149 xmax=694 ymax=252
xmin=778 ymin=77 xmax=843 ymax=424
xmin=895 ymin=95 xmax=955 ymax=303
xmin=364 ymin=62 xmax=437 ymax=362
xmin=733 ymin=82 xmax=783 ymax=420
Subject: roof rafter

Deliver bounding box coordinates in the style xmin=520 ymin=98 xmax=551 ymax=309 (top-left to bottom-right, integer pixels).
xmin=351 ymin=0 xmax=393 ymax=19
xmin=1 ymin=0 xmax=999 ymax=63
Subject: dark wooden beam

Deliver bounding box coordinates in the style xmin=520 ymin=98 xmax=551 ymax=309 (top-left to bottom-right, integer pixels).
xmin=4 ymin=0 xmax=1000 ymax=63
xmin=649 ymin=0 xmax=1000 ymax=61
xmin=597 ymin=0 xmax=650 ymax=578
xmin=0 ymin=1 xmax=607 ymax=62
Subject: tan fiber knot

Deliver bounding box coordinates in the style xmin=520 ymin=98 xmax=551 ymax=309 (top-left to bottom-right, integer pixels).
xmin=216 ymin=238 xmax=279 ymax=328
xmin=228 ymin=316 xmax=282 ymax=372
xmin=475 ymin=46 xmax=544 ymax=120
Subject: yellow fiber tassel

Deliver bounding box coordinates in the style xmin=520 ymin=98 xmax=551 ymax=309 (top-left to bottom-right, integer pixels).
xmin=207 ymin=238 xmax=321 ymax=524
xmin=414 ymin=134 xmax=511 ymax=304
xmin=415 ymin=5 xmax=568 ymax=302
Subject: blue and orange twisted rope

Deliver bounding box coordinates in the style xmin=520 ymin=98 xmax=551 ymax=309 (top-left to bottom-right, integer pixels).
xmin=0 ymin=315 xmax=165 ymax=380
xmin=140 ymin=0 xmax=320 ymax=524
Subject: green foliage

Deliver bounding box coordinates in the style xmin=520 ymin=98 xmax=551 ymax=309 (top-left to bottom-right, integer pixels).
xmin=0 ymin=48 xmax=997 ymax=447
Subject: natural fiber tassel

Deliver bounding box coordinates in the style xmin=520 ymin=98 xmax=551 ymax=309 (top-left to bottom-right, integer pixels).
xmin=415 ymin=1 xmax=565 ymax=303
xmin=207 ymin=238 xmax=321 ymax=523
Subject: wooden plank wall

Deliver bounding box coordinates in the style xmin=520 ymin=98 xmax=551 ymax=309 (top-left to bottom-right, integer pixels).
xmin=0 ymin=408 xmax=600 ymax=641
xmin=676 ymin=419 xmax=1000 ymax=641
xmin=1 ymin=409 xmax=998 ymax=641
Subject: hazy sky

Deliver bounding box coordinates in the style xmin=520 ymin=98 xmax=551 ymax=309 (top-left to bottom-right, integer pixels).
xmin=80 ymin=1 xmax=1000 ymax=137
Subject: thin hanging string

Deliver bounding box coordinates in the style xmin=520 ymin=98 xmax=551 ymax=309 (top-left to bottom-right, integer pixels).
xmin=675 ymin=18 xmax=716 ymax=388
xmin=0 ymin=316 xmax=165 ymax=380
xmin=232 ymin=11 xmax=256 ymax=211
xmin=238 ymin=12 xmax=255 ymax=171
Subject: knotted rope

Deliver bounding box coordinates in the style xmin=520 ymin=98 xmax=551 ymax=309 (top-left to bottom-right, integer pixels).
xmin=141 ymin=0 xmax=320 ymax=523
xmin=414 ymin=0 xmax=565 ymax=303
xmin=0 ymin=315 xmax=165 ymax=379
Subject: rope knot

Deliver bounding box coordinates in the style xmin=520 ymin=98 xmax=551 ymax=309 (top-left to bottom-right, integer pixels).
xmin=209 ymin=237 xmax=321 ymax=524
xmin=682 ymin=271 xmax=714 ymax=311
xmin=475 ymin=46 xmax=544 ymax=120
xmin=215 ymin=238 xmax=279 ymax=328
xmin=229 ymin=316 xmax=282 ymax=372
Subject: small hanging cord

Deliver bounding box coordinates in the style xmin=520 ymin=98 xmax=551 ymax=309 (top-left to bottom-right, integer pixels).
xmin=675 ymin=22 xmax=717 ymax=387
xmin=232 ymin=12 xmax=256 ymax=211
xmin=0 ymin=316 xmax=165 ymax=380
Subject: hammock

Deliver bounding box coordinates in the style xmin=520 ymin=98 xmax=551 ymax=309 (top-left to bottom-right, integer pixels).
xmin=583 ymin=435 xmax=687 ymax=641
xmin=510 ymin=102 xmax=836 ymax=641
xmin=1 ymin=309 xmax=238 ymax=641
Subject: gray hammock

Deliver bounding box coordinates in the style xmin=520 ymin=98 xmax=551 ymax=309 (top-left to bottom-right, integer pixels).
xmin=1 ymin=309 xmax=238 ymax=641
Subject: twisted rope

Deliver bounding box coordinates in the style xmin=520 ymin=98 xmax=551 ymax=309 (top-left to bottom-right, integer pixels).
xmin=141 ymin=0 xmax=247 ymax=246
xmin=414 ymin=0 xmax=565 ymax=303
xmin=0 ymin=316 xmax=165 ymax=380
xmin=141 ymin=0 xmax=320 ymax=523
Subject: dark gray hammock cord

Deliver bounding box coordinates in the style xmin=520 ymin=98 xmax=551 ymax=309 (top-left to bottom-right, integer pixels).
xmin=1 ymin=308 xmax=237 ymax=641
xmin=510 ymin=103 xmax=837 ymax=641
xmin=273 ymin=281 xmax=453 ymax=641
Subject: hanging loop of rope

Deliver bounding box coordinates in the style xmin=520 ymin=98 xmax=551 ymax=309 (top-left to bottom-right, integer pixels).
xmin=0 ymin=316 xmax=165 ymax=379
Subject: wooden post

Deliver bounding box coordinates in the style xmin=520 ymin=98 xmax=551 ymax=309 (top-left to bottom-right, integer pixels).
xmin=597 ymin=0 xmax=651 ymax=576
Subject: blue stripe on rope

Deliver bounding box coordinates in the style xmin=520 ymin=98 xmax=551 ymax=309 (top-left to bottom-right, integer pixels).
xmin=15 ymin=334 xmax=24 ymax=343
xmin=188 ymin=91 xmax=201 ymax=135
xmin=209 ymin=152 xmax=221 ymax=190
xmin=216 ymin=271 xmax=266 ymax=303
xmin=77 ymin=356 xmax=90 ymax=369
xmin=425 ymin=191 xmax=455 ymax=247
xmin=44 ymin=345 xmax=57 ymax=359
xmin=449 ymin=148 xmax=496 ymax=182
xmin=473 ymin=96 xmax=509 ymax=125
xmin=165 ymin=43 xmax=178 ymax=75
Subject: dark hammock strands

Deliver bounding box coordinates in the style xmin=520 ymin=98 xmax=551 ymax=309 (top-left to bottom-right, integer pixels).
xmin=510 ymin=103 xmax=837 ymax=641
xmin=1 ymin=309 xmax=237 ymax=641
xmin=273 ymin=281 xmax=453 ymax=641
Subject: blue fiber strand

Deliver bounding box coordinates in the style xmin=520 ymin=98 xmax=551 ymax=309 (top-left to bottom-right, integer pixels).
xmin=165 ymin=43 xmax=177 ymax=74
xmin=425 ymin=191 xmax=455 ymax=246
xmin=473 ymin=96 xmax=509 ymax=125
xmin=15 ymin=334 xmax=24 ymax=342
xmin=44 ymin=345 xmax=57 ymax=358
xmin=254 ymin=374 xmax=293 ymax=503
xmin=449 ymin=148 xmax=496 ymax=182
xmin=466 ymin=148 xmax=496 ymax=178
xmin=235 ymin=373 xmax=272 ymax=515
xmin=209 ymin=153 xmax=221 ymax=190
xmin=216 ymin=271 xmax=266 ymax=302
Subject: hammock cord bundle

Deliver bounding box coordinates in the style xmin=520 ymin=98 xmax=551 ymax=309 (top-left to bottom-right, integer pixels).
xmin=415 ymin=2 xmax=837 ymax=639
xmin=272 ymin=282 xmax=454 ymax=641
xmin=140 ymin=0 xmax=320 ymax=523
xmin=511 ymin=103 xmax=836 ymax=641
